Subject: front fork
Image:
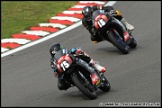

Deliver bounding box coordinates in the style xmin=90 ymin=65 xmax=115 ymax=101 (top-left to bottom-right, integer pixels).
xmin=78 ymin=71 xmax=95 ymax=92
xmin=109 ymin=18 xmax=132 ymax=45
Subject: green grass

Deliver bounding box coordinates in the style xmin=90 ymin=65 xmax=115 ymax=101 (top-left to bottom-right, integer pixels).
xmin=1 ymin=1 xmax=78 ymax=39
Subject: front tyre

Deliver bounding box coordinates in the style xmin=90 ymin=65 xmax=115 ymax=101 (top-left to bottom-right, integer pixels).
xmin=99 ymin=75 xmax=111 ymax=92
xmin=107 ymin=30 xmax=129 ymax=54
xmin=71 ymin=73 xmax=97 ymax=99
xmin=129 ymin=35 xmax=137 ymax=48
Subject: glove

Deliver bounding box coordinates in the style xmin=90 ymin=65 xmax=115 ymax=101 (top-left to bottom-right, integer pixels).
xmin=89 ymin=59 xmax=95 ymax=66
xmin=75 ymin=49 xmax=83 ymax=55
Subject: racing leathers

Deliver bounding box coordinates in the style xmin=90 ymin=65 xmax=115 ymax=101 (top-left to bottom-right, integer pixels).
xmin=82 ymin=5 xmax=134 ymax=43
xmin=50 ymin=47 xmax=106 ymax=90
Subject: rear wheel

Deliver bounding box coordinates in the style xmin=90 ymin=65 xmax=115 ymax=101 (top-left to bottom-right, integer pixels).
xmin=71 ymin=73 xmax=97 ymax=99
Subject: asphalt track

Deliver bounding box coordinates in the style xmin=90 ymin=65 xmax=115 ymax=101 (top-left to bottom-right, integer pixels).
xmin=1 ymin=1 xmax=161 ymax=107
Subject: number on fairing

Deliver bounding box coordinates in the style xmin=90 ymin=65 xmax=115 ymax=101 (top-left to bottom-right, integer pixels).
xmin=60 ymin=61 xmax=70 ymax=71
xmin=98 ymin=19 xmax=106 ymax=27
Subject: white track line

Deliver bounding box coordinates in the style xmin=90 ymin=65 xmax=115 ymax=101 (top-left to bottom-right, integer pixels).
xmin=1 ymin=47 xmax=9 ymax=53
xmin=79 ymin=1 xmax=105 ymax=4
xmin=104 ymin=1 xmax=117 ymax=6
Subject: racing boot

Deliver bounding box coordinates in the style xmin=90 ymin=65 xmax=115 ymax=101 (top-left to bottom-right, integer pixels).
xmin=121 ymin=18 xmax=134 ymax=31
xmin=89 ymin=59 xmax=106 ymax=73
xmin=91 ymin=34 xmax=103 ymax=44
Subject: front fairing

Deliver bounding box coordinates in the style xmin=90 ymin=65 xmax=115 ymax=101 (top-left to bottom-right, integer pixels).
xmin=92 ymin=10 xmax=111 ymax=30
xmin=92 ymin=10 xmax=104 ymax=27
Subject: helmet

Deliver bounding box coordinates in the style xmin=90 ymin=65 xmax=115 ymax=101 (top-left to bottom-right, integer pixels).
xmin=49 ymin=43 xmax=63 ymax=57
xmin=82 ymin=6 xmax=93 ymax=21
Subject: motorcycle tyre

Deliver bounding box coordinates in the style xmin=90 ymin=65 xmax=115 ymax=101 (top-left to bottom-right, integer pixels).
xmin=129 ymin=35 xmax=137 ymax=48
xmin=99 ymin=75 xmax=111 ymax=92
xmin=71 ymin=73 xmax=97 ymax=100
xmin=107 ymin=30 xmax=129 ymax=54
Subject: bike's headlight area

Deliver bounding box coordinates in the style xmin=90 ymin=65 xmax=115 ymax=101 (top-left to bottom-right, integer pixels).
xmin=98 ymin=18 xmax=106 ymax=27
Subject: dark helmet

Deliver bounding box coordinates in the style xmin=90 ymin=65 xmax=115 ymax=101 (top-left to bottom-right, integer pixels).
xmin=82 ymin=6 xmax=93 ymax=21
xmin=49 ymin=43 xmax=63 ymax=57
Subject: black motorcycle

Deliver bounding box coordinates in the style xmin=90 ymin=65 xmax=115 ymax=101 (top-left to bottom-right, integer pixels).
xmin=54 ymin=48 xmax=111 ymax=99
xmin=92 ymin=10 xmax=137 ymax=54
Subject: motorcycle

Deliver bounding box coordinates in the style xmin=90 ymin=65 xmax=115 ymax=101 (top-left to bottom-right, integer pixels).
xmin=92 ymin=10 xmax=137 ymax=54
xmin=54 ymin=48 xmax=111 ymax=99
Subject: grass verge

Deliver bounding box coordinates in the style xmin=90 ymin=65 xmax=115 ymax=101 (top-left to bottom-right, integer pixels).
xmin=1 ymin=1 xmax=78 ymax=39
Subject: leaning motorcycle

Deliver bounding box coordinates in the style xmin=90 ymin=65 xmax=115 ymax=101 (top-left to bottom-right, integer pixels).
xmin=54 ymin=48 xmax=111 ymax=99
xmin=92 ymin=10 xmax=137 ymax=54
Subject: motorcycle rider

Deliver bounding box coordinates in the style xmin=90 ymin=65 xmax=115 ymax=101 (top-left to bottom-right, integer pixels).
xmin=82 ymin=5 xmax=134 ymax=43
xmin=49 ymin=43 xmax=106 ymax=90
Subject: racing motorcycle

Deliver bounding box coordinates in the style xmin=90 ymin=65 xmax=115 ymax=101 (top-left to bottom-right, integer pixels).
xmin=92 ymin=10 xmax=137 ymax=54
xmin=54 ymin=48 xmax=111 ymax=99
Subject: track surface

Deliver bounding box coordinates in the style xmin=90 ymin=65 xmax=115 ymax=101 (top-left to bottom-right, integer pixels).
xmin=1 ymin=1 xmax=161 ymax=107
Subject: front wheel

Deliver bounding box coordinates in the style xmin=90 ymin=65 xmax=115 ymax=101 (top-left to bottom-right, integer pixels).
xmin=107 ymin=30 xmax=129 ymax=54
xmin=71 ymin=73 xmax=97 ymax=99
xmin=99 ymin=75 xmax=111 ymax=92
xmin=129 ymin=35 xmax=137 ymax=48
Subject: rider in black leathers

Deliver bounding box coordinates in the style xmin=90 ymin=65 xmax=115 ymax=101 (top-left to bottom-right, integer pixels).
xmin=49 ymin=43 xmax=106 ymax=90
xmin=82 ymin=5 xmax=134 ymax=43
